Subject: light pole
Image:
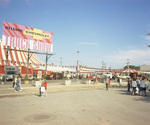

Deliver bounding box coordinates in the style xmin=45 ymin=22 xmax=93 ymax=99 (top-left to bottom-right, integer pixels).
xmin=60 ymin=57 xmax=62 ymax=66
xmin=77 ymin=51 xmax=79 ymax=79
xmin=127 ymin=59 xmax=129 ymax=75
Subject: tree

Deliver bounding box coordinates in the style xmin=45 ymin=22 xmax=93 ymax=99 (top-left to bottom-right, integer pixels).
xmin=124 ymin=65 xmax=140 ymax=70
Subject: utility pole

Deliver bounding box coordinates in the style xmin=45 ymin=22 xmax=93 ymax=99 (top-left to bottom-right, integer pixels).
xmin=77 ymin=51 xmax=80 ymax=79
xmin=60 ymin=57 xmax=62 ymax=66
xmin=127 ymin=59 xmax=129 ymax=75
xmin=102 ymin=61 xmax=104 ymax=70
xmin=26 ymin=48 xmax=30 ymax=79
xmin=4 ymin=46 xmax=9 ymax=84
xmin=45 ymin=53 xmax=52 ymax=75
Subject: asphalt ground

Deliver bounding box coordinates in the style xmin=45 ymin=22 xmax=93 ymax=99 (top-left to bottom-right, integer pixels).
xmin=0 ymin=84 xmax=150 ymax=125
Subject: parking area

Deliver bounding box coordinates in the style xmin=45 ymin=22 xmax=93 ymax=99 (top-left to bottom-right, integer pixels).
xmin=0 ymin=87 xmax=150 ymax=125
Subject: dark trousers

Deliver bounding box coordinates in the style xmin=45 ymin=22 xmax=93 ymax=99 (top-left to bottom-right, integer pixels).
xmin=13 ymin=82 xmax=15 ymax=88
xmin=106 ymin=83 xmax=108 ymax=90
xmin=127 ymin=84 xmax=130 ymax=92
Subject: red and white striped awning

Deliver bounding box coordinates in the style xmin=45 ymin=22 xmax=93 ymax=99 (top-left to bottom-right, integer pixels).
xmin=122 ymin=69 xmax=138 ymax=73
xmin=0 ymin=39 xmax=45 ymax=69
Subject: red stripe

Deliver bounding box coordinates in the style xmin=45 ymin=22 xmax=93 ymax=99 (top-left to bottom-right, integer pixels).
xmin=3 ymin=30 xmax=9 ymax=36
xmin=24 ymin=51 xmax=34 ymax=69
xmin=19 ymin=48 xmax=25 ymax=65
xmin=22 ymin=50 xmax=33 ymax=69
xmin=20 ymin=48 xmax=27 ymax=67
xmin=14 ymin=47 xmax=21 ymax=67
xmin=5 ymin=22 xmax=19 ymax=38
xmin=9 ymin=46 xmax=16 ymax=66
xmin=4 ymin=46 xmax=10 ymax=66
xmin=3 ymin=23 xmax=14 ymax=37
xmin=45 ymin=39 xmax=52 ymax=44
xmin=13 ymin=23 xmax=28 ymax=39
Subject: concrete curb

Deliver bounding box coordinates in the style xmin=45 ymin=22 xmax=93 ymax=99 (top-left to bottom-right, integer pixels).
xmin=0 ymin=82 xmax=128 ymax=98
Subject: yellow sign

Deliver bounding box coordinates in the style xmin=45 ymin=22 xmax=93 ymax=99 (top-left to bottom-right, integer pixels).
xmin=24 ymin=29 xmax=50 ymax=40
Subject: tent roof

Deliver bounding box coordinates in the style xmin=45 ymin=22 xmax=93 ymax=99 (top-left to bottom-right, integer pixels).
xmin=37 ymin=66 xmax=76 ymax=72
xmin=79 ymin=67 xmax=95 ymax=73
xmin=0 ymin=39 xmax=45 ymax=69
xmin=122 ymin=69 xmax=138 ymax=73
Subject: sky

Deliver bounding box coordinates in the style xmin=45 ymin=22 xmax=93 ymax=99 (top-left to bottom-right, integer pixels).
xmin=0 ymin=0 xmax=150 ymax=69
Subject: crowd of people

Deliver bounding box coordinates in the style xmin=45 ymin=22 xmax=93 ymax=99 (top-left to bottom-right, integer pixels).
xmin=127 ymin=76 xmax=150 ymax=96
xmin=12 ymin=75 xmax=47 ymax=97
xmin=12 ymin=75 xmax=22 ymax=92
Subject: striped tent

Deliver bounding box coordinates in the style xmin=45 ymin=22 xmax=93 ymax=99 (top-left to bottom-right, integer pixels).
xmin=0 ymin=39 xmax=45 ymax=69
xmin=122 ymin=69 xmax=138 ymax=73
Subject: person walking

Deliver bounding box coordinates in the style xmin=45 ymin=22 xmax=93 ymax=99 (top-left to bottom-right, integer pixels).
xmin=13 ymin=76 xmax=17 ymax=90
xmin=105 ymin=76 xmax=109 ymax=90
xmin=140 ymin=77 xmax=147 ymax=96
xmin=95 ymin=75 xmax=98 ymax=84
xmin=12 ymin=75 xmax=15 ymax=89
xmin=42 ymin=79 xmax=47 ymax=96
xmin=15 ymin=77 xmax=20 ymax=92
xmin=136 ymin=77 xmax=140 ymax=94
xmin=127 ymin=77 xmax=131 ymax=92
xmin=132 ymin=78 xmax=137 ymax=95
xmin=39 ymin=79 xmax=43 ymax=96
xmin=18 ymin=76 xmax=22 ymax=91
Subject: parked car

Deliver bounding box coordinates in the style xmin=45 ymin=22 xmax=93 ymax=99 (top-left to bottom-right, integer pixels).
xmin=101 ymin=72 xmax=112 ymax=79
xmin=6 ymin=72 xmax=16 ymax=80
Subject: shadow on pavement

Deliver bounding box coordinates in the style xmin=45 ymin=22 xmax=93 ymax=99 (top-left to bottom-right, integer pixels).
xmin=118 ymin=89 xmax=150 ymax=102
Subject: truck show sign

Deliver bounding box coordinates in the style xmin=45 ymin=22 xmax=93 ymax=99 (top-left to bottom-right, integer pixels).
xmin=2 ymin=21 xmax=53 ymax=52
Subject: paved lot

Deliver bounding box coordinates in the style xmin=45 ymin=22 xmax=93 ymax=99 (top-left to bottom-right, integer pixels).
xmin=0 ymin=86 xmax=150 ymax=125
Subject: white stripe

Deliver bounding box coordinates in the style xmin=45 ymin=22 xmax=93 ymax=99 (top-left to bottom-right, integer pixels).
xmin=17 ymin=47 xmax=23 ymax=62
xmin=2 ymin=45 xmax=6 ymax=60
xmin=32 ymin=54 xmax=41 ymax=65
xmin=11 ymin=47 xmax=18 ymax=66
xmin=21 ymin=49 xmax=27 ymax=64
xmin=34 ymin=53 xmax=45 ymax=64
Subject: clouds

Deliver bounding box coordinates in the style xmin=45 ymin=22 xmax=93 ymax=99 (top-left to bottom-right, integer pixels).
xmin=0 ymin=0 xmax=32 ymax=7
xmin=0 ymin=0 xmax=11 ymax=6
xmin=102 ymin=48 xmax=150 ymax=68
xmin=25 ymin=0 xmax=32 ymax=6
xmin=144 ymin=35 xmax=150 ymax=41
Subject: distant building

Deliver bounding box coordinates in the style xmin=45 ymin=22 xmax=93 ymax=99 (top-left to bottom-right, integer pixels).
xmin=140 ymin=65 xmax=150 ymax=72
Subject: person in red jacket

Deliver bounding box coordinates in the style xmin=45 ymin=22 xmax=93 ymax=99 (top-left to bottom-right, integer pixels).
xmin=43 ymin=80 xmax=47 ymax=90
xmin=41 ymin=79 xmax=47 ymax=96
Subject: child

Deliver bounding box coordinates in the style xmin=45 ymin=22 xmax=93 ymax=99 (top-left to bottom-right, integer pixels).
xmin=41 ymin=79 xmax=47 ymax=96
xmin=132 ymin=78 xmax=137 ymax=95
xmin=39 ymin=79 xmax=43 ymax=96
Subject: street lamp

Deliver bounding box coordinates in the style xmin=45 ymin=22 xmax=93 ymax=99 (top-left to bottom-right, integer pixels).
xmin=77 ymin=51 xmax=79 ymax=79
xmin=127 ymin=59 xmax=129 ymax=75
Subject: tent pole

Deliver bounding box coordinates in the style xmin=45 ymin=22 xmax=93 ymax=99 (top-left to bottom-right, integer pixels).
xmin=45 ymin=53 xmax=52 ymax=75
xmin=27 ymin=49 xmax=30 ymax=79
xmin=4 ymin=46 xmax=9 ymax=84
